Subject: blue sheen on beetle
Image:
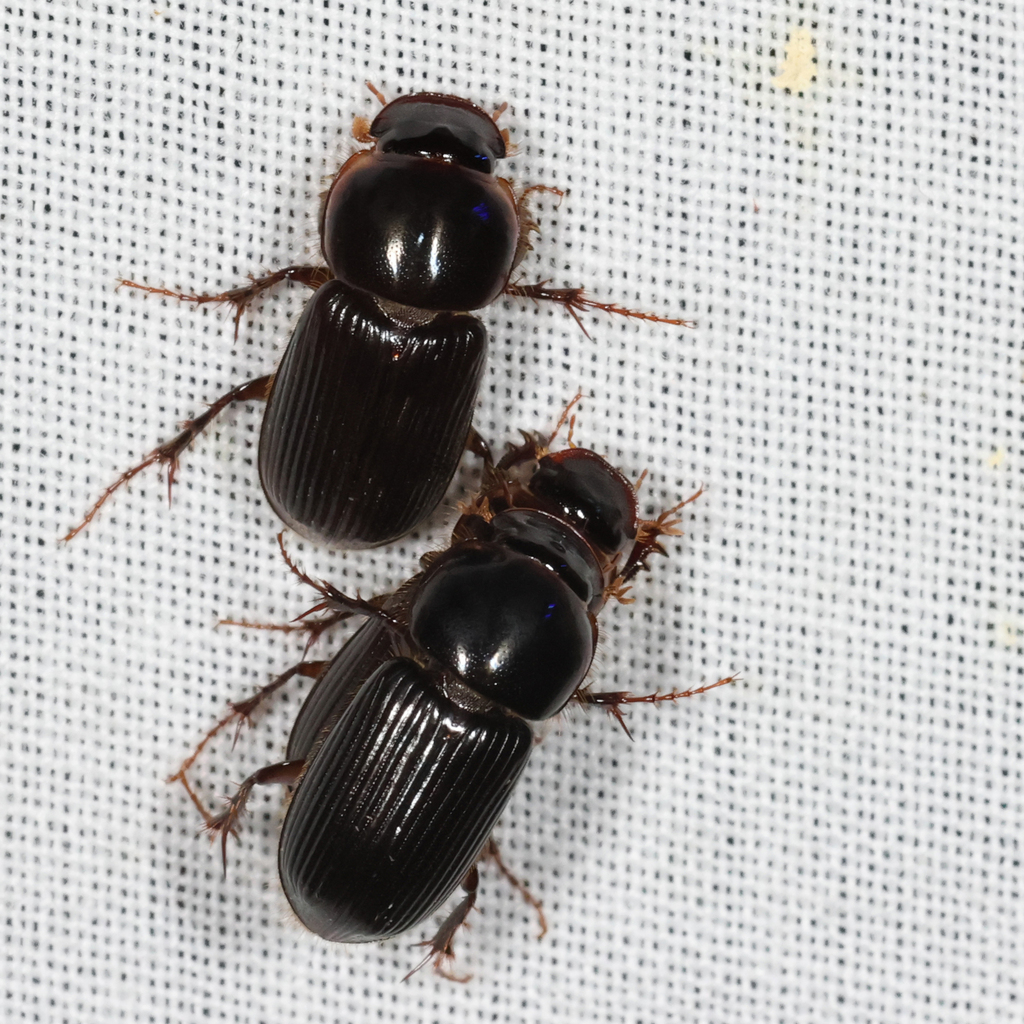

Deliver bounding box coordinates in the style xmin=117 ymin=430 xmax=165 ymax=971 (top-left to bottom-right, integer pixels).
xmin=67 ymin=92 xmax=523 ymax=548
xmin=66 ymin=88 xmax=692 ymax=551
xmin=180 ymin=431 xmax=724 ymax=981
xmin=267 ymin=438 xmax=646 ymax=954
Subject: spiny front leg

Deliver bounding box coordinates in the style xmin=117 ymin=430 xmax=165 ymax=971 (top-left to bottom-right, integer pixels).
xmin=504 ymin=279 xmax=695 ymax=337
xmin=118 ymin=264 xmax=330 ymax=337
xmin=577 ymin=676 xmax=737 ymax=739
xmin=607 ymin=486 xmax=706 ymax=596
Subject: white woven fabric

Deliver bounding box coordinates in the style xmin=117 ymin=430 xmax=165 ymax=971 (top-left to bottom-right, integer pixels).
xmin=3 ymin=2 xmax=1021 ymax=1021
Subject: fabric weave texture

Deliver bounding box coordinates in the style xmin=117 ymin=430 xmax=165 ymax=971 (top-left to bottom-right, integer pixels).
xmin=2 ymin=2 xmax=1021 ymax=1022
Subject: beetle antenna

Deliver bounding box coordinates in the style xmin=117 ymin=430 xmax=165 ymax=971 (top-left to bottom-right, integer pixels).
xmin=365 ymin=81 xmax=387 ymax=106
xmin=618 ymin=485 xmax=705 ymax=585
xmin=546 ymin=391 xmax=584 ymax=448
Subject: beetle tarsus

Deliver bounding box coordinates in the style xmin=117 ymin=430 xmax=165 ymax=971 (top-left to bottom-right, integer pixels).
xmin=404 ymin=865 xmax=479 ymax=983
xmin=119 ymin=265 xmax=329 ymax=338
xmin=578 ymin=676 xmax=738 ymax=738
xmin=172 ymin=769 xmax=218 ymax=829
xmin=203 ymin=760 xmax=306 ymax=875
xmin=205 ymin=783 xmax=252 ymax=874
xmin=505 ymin=279 xmax=696 ymax=338
xmin=63 ymin=374 xmax=273 ymax=542
xmin=481 ymin=837 xmax=547 ymax=939
xmin=221 ymin=610 xmax=363 ymax=654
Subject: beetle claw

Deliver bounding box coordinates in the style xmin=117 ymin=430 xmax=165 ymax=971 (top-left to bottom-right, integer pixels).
xmin=480 ymin=837 xmax=547 ymax=939
xmin=62 ymin=375 xmax=273 ymax=542
xmin=403 ymin=865 xmax=479 ymax=982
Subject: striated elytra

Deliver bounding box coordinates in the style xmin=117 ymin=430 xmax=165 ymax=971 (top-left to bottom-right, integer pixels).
xmin=259 ymin=279 xmax=486 ymax=547
xmin=67 ymin=89 xmax=692 ymax=549
xmin=279 ymin=658 xmax=533 ymax=943
xmin=184 ymin=431 xmax=733 ymax=979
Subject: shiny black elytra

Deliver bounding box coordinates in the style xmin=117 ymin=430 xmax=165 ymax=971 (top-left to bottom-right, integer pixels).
xmin=65 ymin=88 xmax=692 ymax=548
xmin=174 ymin=431 xmax=731 ymax=980
xmin=258 ymin=281 xmax=486 ymax=545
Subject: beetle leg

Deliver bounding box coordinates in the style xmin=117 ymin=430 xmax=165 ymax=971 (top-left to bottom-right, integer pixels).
xmin=504 ymin=279 xmax=696 ymax=338
xmin=217 ymin=609 xmax=356 ymax=653
xmin=494 ymin=431 xmax=545 ymax=473
xmin=199 ymin=759 xmax=306 ymax=875
xmin=220 ymin=597 xmax=397 ymax=655
xmin=458 ymin=396 xmax=588 ymax=522
xmin=118 ymin=264 xmax=330 ymax=338
xmin=611 ymin=485 xmax=706 ymax=589
xmin=63 ymin=375 xmax=274 ymax=541
xmin=465 ymin=426 xmax=495 ymax=472
xmin=576 ymin=677 xmax=737 ymax=738
xmin=167 ymin=659 xmax=329 ymax=794
xmin=404 ymin=865 xmax=479 ymax=983
xmin=480 ymin=837 xmax=547 ymax=939
xmin=491 ymin=393 xmax=585 ymax=480
xmin=509 ymin=183 xmax=564 ymax=270
xmin=275 ymin=533 xmax=410 ymax=642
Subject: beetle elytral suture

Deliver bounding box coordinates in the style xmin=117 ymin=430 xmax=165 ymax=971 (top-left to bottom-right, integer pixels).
xmin=64 ymin=87 xmax=694 ymax=548
xmin=173 ymin=421 xmax=734 ymax=981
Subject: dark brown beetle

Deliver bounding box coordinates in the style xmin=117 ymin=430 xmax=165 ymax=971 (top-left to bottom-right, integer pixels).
xmin=174 ymin=420 xmax=732 ymax=979
xmin=65 ymin=88 xmax=692 ymax=547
